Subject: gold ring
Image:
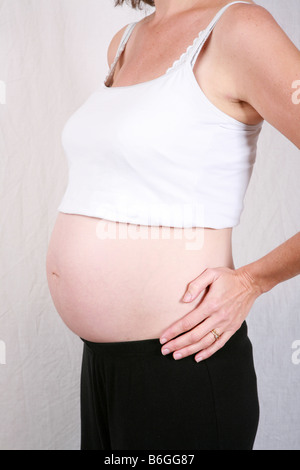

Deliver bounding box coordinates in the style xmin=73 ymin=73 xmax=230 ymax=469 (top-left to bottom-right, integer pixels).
xmin=211 ymin=329 xmax=221 ymax=341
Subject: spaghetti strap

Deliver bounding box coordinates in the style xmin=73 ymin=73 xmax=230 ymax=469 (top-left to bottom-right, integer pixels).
xmin=189 ymin=1 xmax=252 ymax=69
xmin=105 ymin=22 xmax=138 ymax=86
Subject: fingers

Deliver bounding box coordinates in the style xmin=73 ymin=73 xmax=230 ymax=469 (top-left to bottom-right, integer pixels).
xmin=161 ymin=314 xmax=224 ymax=357
xmin=182 ymin=268 xmax=217 ymax=302
xmin=163 ymin=329 xmax=233 ymax=363
xmin=159 ymin=265 xmax=249 ymax=362
xmin=194 ymin=331 xmax=233 ymax=362
xmin=168 ymin=330 xmax=222 ymax=361
xmin=160 ymin=301 xmax=210 ymax=347
xmin=160 ymin=269 xmax=219 ymax=345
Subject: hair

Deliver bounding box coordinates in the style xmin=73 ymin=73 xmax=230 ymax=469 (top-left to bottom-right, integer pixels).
xmin=114 ymin=0 xmax=155 ymax=9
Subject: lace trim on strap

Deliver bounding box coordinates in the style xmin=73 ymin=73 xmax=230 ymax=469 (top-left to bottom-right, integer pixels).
xmin=105 ymin=22 xmax=204 ymax=84
xmin=165 ymin=30 xmax=205 ymax=75
xmin=166 ymin=1 xmax=252 ymax=73
xmin=104 ymin=2 xmax=251 ymax=84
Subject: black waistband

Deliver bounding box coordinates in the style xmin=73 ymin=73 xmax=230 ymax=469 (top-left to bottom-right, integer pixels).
xmin=81 ymin=321 xmax=248 ymax=358
xmin=81 ymin=336 xmax=161 ymax=357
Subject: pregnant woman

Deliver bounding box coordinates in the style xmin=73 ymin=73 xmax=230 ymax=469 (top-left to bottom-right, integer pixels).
xmin=46 ymin=0 xmax=300 ymax=450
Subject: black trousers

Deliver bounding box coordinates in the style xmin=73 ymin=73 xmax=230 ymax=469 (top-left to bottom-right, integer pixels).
xmin=80 ymin=321 xmax=259 ymax=450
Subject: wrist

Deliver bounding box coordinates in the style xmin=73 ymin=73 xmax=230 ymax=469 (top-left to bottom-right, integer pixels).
xmin=236 ymin=262 xmax=271 ymax=296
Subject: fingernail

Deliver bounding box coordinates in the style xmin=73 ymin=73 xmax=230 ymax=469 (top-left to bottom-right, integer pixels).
xmin=183 ymin=291 xmax=192 ymax=302
xmin=173 ymin=352 xmax=182 ymax=360
xmin=161 ymin=348 xmax=170 ymax=356
xmin=195 ymin=356 xmax=203 ymax=363
xmin=160 ymin=337 xmax=168 ymax=345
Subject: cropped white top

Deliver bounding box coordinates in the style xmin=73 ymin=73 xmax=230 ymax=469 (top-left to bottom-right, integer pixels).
xmin=58 ymin=1 xmax=263 ymax=229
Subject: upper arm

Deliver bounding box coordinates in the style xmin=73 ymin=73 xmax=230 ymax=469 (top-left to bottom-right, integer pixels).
xmin=222 ymin=4 xmax=300 ymax=149
xmin=107 ymin=24 xmax=129 ymax=68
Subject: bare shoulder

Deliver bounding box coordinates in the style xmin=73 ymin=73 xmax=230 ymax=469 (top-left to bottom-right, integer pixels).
xmin=212 ymin=2 xmax=300 ymax=88
xmin=214 ymin=2 xmax=300 ymax=148
xmin=107 ymin=24 xmax=130 ymax=68
xmin=220 ymin=2 xmax=277 ymax=28
xmin=216 ymin=2 xmax=294 ymax=52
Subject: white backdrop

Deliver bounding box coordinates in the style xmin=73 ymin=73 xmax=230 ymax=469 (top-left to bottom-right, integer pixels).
xmin=0 ymin=0 xmax=299 ymax=450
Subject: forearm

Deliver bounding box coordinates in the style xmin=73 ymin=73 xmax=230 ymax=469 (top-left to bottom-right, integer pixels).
xmin=237 ymin=232 xmax=300 ymax=294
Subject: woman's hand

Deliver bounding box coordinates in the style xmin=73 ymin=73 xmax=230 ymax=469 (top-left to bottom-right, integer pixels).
xmin=159 ymin=266 xmax=263 ymax=362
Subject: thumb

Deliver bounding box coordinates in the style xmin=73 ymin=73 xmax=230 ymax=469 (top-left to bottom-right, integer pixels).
xmin=182 ymin=268 xmax=217 ymax=302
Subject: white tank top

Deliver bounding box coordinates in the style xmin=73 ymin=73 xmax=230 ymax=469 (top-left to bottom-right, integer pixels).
xmin=58 ymin=1 xmax=263 ymax=229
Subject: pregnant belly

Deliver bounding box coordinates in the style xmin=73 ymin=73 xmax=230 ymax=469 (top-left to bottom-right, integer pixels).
xmin=46 ymin=213 xmax=234 ymax=342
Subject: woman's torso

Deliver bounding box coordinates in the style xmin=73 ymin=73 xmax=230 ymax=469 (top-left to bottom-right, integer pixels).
xmin=46 ymin=1 xmax=261 ymax=342
xmin=46 ymin=214 xmax=234 ymax=342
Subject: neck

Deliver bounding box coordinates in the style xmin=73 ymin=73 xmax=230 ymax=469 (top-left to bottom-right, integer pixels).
xmin=152 ymin=0 xmax=220 ymax=22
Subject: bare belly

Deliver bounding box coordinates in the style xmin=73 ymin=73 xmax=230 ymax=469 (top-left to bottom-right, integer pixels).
xmin=46 ymin=213 xmax=234 ymax=342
